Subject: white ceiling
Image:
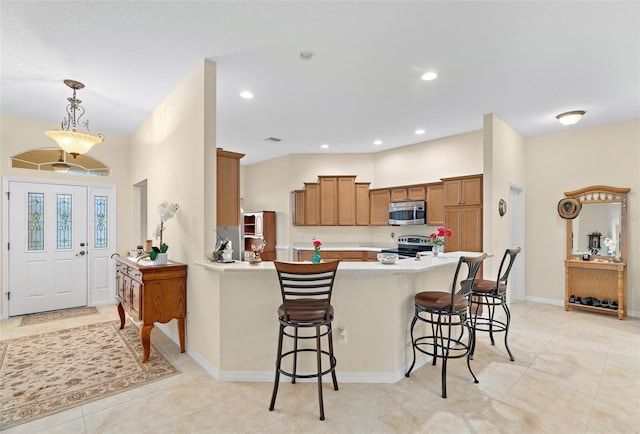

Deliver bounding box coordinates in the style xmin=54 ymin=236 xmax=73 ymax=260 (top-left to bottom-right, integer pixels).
xmin=2 ymin=1 xmax=638 ymax=165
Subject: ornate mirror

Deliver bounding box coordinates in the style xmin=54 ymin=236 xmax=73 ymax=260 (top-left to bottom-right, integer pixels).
xmin=563 ymin=186 xmax=630 ymax=261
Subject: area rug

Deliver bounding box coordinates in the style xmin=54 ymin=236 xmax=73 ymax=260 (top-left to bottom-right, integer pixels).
xmin=0 ymin=320 xmax=178 ymax=430
xmin=19 ymin=306 xmax=99 ymax=326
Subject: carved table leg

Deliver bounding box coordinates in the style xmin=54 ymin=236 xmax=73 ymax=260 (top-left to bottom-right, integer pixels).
xmin=178 ymin=317 xmax=186 ymax=353
xmin=117 ymin=302 xmax=125 ymax=329
xmin=141 ymin=324 xmax=154 ymax=363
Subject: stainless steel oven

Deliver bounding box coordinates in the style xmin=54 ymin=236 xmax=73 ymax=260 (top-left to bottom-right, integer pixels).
xmin=381 ymin=235 xmax=433 ymax=258
xmin=389 ymin=201 xmax=426 ymax=225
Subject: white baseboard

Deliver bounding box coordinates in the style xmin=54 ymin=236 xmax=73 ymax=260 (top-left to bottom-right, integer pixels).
xmin=154 ymin=321 xmax=430 ymax=383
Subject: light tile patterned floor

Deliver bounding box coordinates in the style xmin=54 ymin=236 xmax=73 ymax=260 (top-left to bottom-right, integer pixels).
xmin=1 ymin=301 xmax=639 ymax=433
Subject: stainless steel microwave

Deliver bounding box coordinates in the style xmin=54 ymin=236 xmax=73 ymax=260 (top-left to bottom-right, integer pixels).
xmin=389 ymin=201 xmax=426 ymax=225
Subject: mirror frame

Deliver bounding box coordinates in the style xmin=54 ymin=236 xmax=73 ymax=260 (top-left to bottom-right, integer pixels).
xmin=564 ymin=185 xmax=630 ymax=262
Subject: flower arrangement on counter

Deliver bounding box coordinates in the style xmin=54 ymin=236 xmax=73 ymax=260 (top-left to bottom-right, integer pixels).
xmin=312 ymin=239 xmax=322 ymax=263
xmin=151 ymin=201 xmax=179 ymax=260
xmin=428 ymin=227 xmax=453 ymax=246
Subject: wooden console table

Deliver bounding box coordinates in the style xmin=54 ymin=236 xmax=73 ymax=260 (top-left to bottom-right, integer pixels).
xmin=564 ymin=259 xmax=626 ymax=320
xmin=115 ymin=256 xmax=187 ymax=362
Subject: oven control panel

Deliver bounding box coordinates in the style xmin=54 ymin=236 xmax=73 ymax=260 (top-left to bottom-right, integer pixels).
xmin=397 ymin=235 xmax=431 ymax=246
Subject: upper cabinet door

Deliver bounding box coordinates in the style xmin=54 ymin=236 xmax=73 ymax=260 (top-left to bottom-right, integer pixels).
xmin=217 ymin=149 xmax=244 ymax=226
xmin=337 ymin=176 xmax=356 ymax=226
xmin=443 ymin=175 xmax=482 ymax=206
xmin=304 ymin=183 xmax=320 ymax=225
xmin=355 ymin=183 xmax=371 ymax=226
xmin=369 ymin=189 xmax=390 ymax=226
xmin=319 ymin=177 xmax=339 ymax=225
xmin=426 ymin=183 xmax=444 ymax=225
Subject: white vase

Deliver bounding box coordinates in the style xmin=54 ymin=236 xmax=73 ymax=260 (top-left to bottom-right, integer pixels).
xmin=154 ymin=252 xmax=168 ymax=265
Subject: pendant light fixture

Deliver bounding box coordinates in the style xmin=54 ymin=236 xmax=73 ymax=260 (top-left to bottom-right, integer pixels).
xmin=556 ymin=110 xmax=585 ymax=126
xmin=45 ymin=79 xmax=104 ymax=158
xmin=51 ymin=150 xmax=71 ymax=173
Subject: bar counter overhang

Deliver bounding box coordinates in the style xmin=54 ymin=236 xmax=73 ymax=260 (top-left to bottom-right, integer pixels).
xmin=192 ymin=252 xmax=486 ymax=384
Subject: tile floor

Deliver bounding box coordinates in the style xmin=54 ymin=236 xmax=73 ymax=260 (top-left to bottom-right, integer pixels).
xmin=1 ymin=301 xmax=639 ymax=433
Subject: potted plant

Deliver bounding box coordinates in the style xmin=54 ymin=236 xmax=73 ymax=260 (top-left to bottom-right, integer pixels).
xmin=151 ymin=201 xmax=179 ymax=264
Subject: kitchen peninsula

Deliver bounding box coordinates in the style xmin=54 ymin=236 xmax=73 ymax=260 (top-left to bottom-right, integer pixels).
xmin=194 ymin=251 xmax=486 ymax=383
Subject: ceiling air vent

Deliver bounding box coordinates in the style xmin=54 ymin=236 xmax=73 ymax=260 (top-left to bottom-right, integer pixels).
xmin=264 ymin=137 xmax=282 ymax=143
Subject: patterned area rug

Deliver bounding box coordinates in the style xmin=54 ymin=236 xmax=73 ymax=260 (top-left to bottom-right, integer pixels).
xmin=0 ymin=321 xmax=178 ymax=430
xmin=20 ymin=306 xmax=99 ymax=326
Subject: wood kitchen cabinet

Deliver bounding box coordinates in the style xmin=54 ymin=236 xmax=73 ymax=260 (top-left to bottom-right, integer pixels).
xmin=294 ymin=249 xmax=367 ymax=262
xmin=115 ymin=256 xmax=187 ymax=363
xmin=369 ymin=188 xmax=390 ymax=226
xmin=304 ymin=183 xmax=320 ymax=226
xmin=318 ymin=176 xmax=357 ymax=226
xmin=216 ymin=149 xmax=244 ymax=226
xmin=291 ymin=190 xmax=305 ymax=226
xmin=319 ymin=176 xmax=338 ymax=225
xmin=443 ymin=175 xmax=482 ymax=207
xmin=337 ymin=176 xmax=357 ymax=225
xmin=355 ymin=182 xmax=370 ymax=226
xmin=426 ymin=183 xmax=444 ymax=225
xmin=444 ymin=207 xmax=482 ymax=253
xmin=390 ymin=185 xmax=425 ymax=202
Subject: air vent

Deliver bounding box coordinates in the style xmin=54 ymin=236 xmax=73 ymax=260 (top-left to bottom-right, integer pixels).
xmin=264 ymin=137 xmax=282 ymax=143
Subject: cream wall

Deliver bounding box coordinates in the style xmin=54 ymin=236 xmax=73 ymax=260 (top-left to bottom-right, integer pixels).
xmin=242 ymin=130 xmax=484 ymax=257
xmin=128 ymin=60 xmax=221 ymax=366
xmin=0 ymin=115 xmax=132 ymax=316
xmin=524 ymin=119 xmax=639 ymax=314
xmin=482 ymin=114 xmax=526 ymax=278
xmin=372 ymin=130 xmax=483 ymax=188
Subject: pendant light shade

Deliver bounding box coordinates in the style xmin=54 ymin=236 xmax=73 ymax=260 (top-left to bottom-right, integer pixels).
xmin=45 ymin=79 xmax=104 ymax=158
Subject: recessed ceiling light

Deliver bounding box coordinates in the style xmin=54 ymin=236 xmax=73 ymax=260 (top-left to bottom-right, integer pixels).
xmin=240 ymin=91 xmax=254 ymax=99
xmin=373 ymin=140 xmax=383 ymax=145
xmin=300 ymin=51 xmax=314 ymax=61
xmin=320 ymin=144 xmax=329 ymax=149
xmin=415 ymin=129 xmax=426 ymax=135
xmin=421 ymin=72 xmax=438 ymax=81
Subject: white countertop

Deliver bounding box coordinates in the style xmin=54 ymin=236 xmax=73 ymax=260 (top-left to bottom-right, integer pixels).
xmin=292 ymin=246 xmax=384 ymax=252
xmin=195 ymin=251 xmax=489 ymax=275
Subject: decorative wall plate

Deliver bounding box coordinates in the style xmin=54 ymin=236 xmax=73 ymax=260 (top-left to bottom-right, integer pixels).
xmin=498 ymin=198 xmax=507 ymax=216
xmin=557 ymin=198 xmax=582 ymax=219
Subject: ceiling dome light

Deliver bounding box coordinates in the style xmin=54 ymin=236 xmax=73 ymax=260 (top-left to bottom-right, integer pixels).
xmin=240 ymin=91 xmax=254 ymax=99
xmin=320 ymin=144 xmax=329 ymax=149
xmin=415 ymin=129 xmax=426 ymax=135
xmin=556 ymin=110 xmax=585 ymax=126
xmin=373 ymin=140 xmax=382 ymax=145
xmin=421 ymin=72 xmax=438 ymax=81
xmin=45 ymin=79 xmax=104 ymax=158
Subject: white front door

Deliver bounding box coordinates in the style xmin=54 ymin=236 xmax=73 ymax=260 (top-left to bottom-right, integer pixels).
xmin=8 ymin=181 xmax=88 ymax=316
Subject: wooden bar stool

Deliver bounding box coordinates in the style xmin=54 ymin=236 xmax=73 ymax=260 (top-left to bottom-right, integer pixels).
xmin=269 ymin=260 xmax=340 ymax=421
xmin=405 ymin=253 xmax=488 ymax=398
xmin=467 ymin=247 xmax=521 ymax=361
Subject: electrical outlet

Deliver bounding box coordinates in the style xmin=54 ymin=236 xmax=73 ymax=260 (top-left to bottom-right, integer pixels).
xmin=187 ymin=311 xmax=191 ymax=323
xmin=390 ymin=232 xmax=395 ymax=239
xmin=337 ymin=327 xmax=347 ymax=344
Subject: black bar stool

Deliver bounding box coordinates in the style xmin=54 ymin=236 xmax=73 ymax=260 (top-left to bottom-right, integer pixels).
xmin=405 ymin=253 xmax=488 ymax=398
xmin=467 ymin=247 xmax=521 ymax=361
xmin=269 ymin=260 xmax=340 ymax=421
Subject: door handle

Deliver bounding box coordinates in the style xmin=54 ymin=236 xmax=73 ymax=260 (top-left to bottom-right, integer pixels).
xmin=76 ymin=251 xmax=86 ymax=257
